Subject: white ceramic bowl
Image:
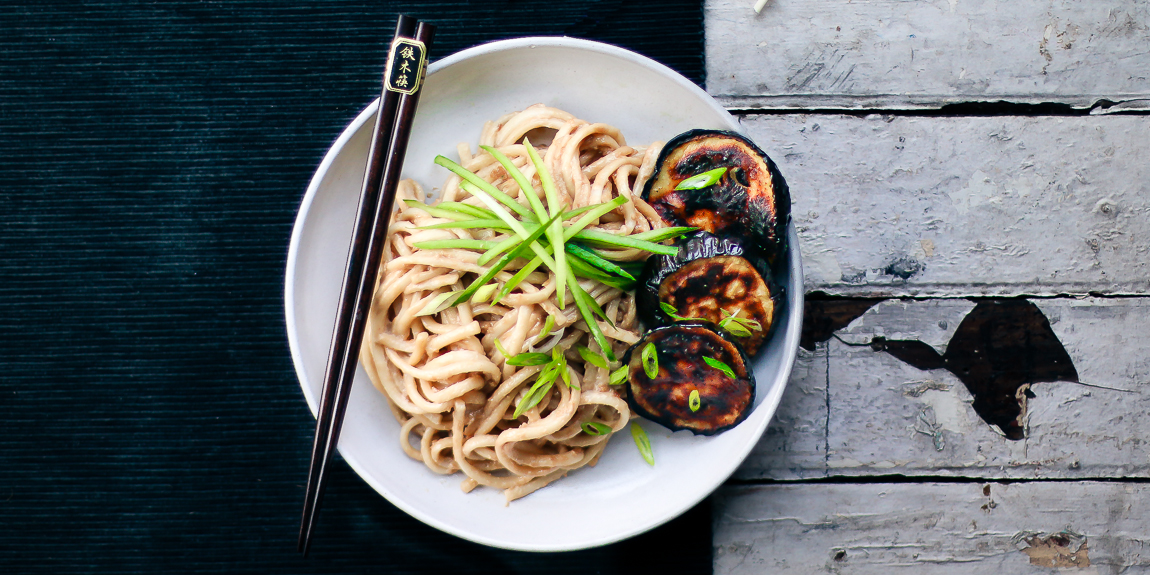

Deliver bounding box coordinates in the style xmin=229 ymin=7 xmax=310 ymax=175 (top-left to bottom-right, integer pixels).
xmin=285 ymin=37 xmax=803 ymax=551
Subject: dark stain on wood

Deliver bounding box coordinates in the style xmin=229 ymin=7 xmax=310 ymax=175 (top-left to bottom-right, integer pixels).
xmin=800 ymin=293 xmax=880 ymax=351
xmin=883 ymin=256 xmax=922 ymax=280
xmin=872 ymin=300 xmax=1078 ymax=440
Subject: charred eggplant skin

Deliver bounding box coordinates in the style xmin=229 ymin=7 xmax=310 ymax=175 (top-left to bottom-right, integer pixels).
xmin=641 ymin=129 xmax=791 ymax=263
xmin=637 ymin=232 xmax=781 ymax=354
xmin=623 ymin=322 xmax=755 ymax=435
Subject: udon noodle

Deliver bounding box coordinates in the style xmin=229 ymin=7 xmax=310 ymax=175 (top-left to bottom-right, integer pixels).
xmin=360 ymin=105 xmax=666 ymax=502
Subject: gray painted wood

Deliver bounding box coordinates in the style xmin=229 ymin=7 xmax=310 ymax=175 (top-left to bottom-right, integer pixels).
xmin=740 ymin=114 xmax=1150 ymax=296
xmin=740 ymin=298 xmax=1150 ymax=480
xmin=715 ymin=482 xmax=1150 ymax=574
xmin=707 ymin=0 xmax=1150 ymax=109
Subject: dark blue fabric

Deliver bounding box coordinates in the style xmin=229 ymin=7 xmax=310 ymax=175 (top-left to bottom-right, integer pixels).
xmin=0 ymin=1 xmax=710 ymax=573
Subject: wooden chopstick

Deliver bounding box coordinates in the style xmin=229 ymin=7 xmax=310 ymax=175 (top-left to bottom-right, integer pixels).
xmin=298 ymin=14 xmax=435 ymax=555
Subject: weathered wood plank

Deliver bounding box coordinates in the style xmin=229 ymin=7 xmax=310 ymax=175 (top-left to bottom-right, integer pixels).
xmin=739 ymin=114 xmax=1150 ymax=296
xmin=706 ymin=0 xmax=1150 ymax=109
xmin=714 ymin=482 xmax=1150 ymax=574
xmin=740 ymin=298 xmax=1150 ymax=480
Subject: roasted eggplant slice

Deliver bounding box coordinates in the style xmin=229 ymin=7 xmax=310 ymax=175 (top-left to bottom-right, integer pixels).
xmin=637 ymin=232 xmax=779 ymax=355
xmin=623 ymin=322 xmax=755 ymax=435
xmin=641 ymin=130 xmax=790 ymax=262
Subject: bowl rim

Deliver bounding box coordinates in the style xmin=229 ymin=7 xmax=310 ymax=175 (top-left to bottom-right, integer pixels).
xmin=284 ymin=36 xmax=804 ymax=551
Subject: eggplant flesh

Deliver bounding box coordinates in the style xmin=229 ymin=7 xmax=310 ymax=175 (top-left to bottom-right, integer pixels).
xmin=641 ymin=130 xmax=790 ymax=262
xmin=659 ymin=256 xmax=774 ymax=355
xmin=624 ymin=322 xmax=755 ymax=435
xmin=638 ymin=232 xmax=778 ymax=355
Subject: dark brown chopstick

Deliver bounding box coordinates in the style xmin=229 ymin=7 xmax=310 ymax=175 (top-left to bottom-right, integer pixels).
xmin=298 ymin=15 xmax=434 ymax=555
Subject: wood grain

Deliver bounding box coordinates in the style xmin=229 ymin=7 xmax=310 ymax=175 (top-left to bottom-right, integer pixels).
xmin=706 ymin=0 xmax=1150 ymax=110
xmin=743 ymin=298 xmax=1150 ymax=480
xmin=740 ymin=114 xmax=1150 ymax=296
xmin=715 ymin=482 xmax=1149 ymax=574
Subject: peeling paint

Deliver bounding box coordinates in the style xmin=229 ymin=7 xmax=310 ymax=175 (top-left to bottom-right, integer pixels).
xmin=917 ymin=387 xmax=972 ymax=433
xmin=920 ymin=238 xmax=935 ymax=257
xmin=948 ymin=170 xmax=1000 ymax=215
xmin=1019 ymin=531 xmax=1090 ymax=568
xmin=803 ymin=247 xmax=843 ymax=284
xmin=871 ymin=300 xmax=1079 ymax=440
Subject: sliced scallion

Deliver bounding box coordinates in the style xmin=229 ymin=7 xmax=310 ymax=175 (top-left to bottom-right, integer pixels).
xmin=523 ymin=139 xmax=570 ymax=309
xmin=689 ymin=389 xmax=701 ymax=412
xmin=535 ymin=315 xmax=556 ymax=342
xmin=703 ymin=356 xmax=737 ymax=380
xmin=482 ymin=145 xmax=570 ymax=304
xmin=513 ymin=372 xmax=556 ymax=418
xmin=641 ymin=342 xmax=658 ymax=379
xmin=413 ymin=238 xmax=499 ymax=251
xmin=567 ymin=274 xmax=616 ymax=363
xmin=565 ymin=255 xmax=634 ymax=291
xmin=476 ymin=234 xmax=523 ymax=266
xmin=630 ymin=422 xmax=654 ymax=466
xmin=581 ymin=421 xmax=612 ymax=436
xmin=565 ymin=243 xmax=635 ymax=280
xmin=459 ymin=180 xmax=562 ymax=280
xmin=674 ymin=166 xmax=728 ymax=191
xmin=562 ymin=196 xmax=629 ymax=241
xmin=583 ymin=287 xmax=616 ymax=329
xmin=571 ymin=229 xmax=680 ymax=255
xmin=718 ymin=309 xmax=763 ymax=339
xmin=435 ymin=201 xmax=497 ymax=219
xmin=416 ymin=290 xmax=460 ymax=317
xmin=401 ymin=199 xmax=477 ymax=221
xmin=493 ymin=339 xmax=510 ymax=359
xmin=470 ymin=283 xmax=498 ymax=304
xmin=577 ymin=346 xmax=609 ymax=370
xmin=480 ymin=145 xmax=549 ymax=219
xmin=414 ymin=218 xmax=508 ymax=231
xmin=608 ymin=365 xmax=629 ymax=386
xmin=434 ymin=156 xmax=535 ymax=220
xmin=659 ymin=301 xmax=702 ymax=322
xmin=554 ymin=345 xmax=573 ymax=389
xmin=506 ymin=352 xmax=552 ymax=366
xmin=494 ymin=258 xmax=543 ymax=303
xmin=627 ymin=226 xmax=698 ymax=243
xmin=561 ymin=203 xmax=600 ymax=220
xmin=449 ymin=209 xmax=562 ymax=307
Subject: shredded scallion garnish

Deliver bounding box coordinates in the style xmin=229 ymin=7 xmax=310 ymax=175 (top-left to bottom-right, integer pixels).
xmin=419 ymin=148 xmax=697 ymax=386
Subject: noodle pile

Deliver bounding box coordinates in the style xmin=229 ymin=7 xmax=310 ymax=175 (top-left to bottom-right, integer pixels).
xmin=360 ymin=105 xmax=666 ymax=502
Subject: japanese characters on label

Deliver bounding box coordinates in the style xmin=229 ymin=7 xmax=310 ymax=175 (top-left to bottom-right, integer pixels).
xmin=385 ymin=38 xmax=426 ymax=95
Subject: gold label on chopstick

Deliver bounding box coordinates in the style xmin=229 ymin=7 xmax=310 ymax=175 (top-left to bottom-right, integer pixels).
xmin=384 ymin=38 xmax=427 ymax=95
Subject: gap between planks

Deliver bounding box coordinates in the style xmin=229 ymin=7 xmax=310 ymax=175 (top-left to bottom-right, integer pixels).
xmin=728 ymin=101 xmax=1150 ymax=117
xmin=731 ymin=113 xmax=1150 ymax=297
xmin=714 ymin=481 xmax=1150 ymax=573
